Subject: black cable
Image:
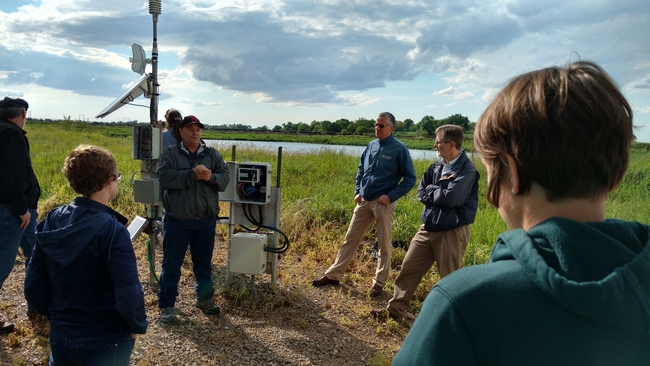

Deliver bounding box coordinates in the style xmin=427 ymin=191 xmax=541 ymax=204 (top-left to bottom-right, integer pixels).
xmin=242 ymin=203 xmax=289 ymax=253
xmin=242 ymin=203 xmax=262 ymax=231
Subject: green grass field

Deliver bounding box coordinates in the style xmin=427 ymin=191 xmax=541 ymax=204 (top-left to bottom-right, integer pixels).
xmin=25 ymin=121 xmax=650 ymax=313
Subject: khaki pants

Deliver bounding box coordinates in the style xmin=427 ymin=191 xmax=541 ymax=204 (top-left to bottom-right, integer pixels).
xmin=324 ymin=198 xmax=396 ymax=287
xmin=387 ymin=224 xmax=470 ymax=318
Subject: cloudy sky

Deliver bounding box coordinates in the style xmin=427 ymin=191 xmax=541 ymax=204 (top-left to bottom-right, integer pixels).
xmin=1 ymin=0 xmax=649 ymax=141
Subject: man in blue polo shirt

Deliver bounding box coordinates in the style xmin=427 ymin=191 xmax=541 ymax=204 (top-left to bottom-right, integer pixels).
xmin=312 ymin=112 xmax=416 ymax=297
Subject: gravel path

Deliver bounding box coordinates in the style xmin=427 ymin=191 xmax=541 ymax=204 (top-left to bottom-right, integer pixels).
xmin=0 ymin=237 xmax=408 ymax=365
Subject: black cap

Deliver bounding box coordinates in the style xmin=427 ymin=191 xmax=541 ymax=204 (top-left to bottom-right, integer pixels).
xmin=180 ymin=115 xmax=204 ymax=128
xmin=0 ymin=97 xmax=29 ymax=111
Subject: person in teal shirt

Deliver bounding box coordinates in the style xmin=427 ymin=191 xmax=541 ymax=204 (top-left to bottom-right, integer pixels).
xmin=394 ymin=61 xmax=650 ymax=365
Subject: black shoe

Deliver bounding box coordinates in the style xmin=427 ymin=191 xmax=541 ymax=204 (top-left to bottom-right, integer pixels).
xmin=195 ymin=299 xmax=220 ymax=315
xmin=369 ymin=284 xmax=383 ymax=297
xmin=370 ymin=308 xmax=400 ymax=321
xmin=159 ymin=307 xmax=180 ymax=325
xmin=0 ymin=321 xmax=15 ymax=335
xmin=311 ymin=276 xmax=340 ymax=287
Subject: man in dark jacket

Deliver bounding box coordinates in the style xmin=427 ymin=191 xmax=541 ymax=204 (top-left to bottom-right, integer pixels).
xmin=0 ymin=96 xmax=40 ymax=335
xmin=156 ymin=115 xmax=229 ymax=324
xmin=25 ymin=145 xmax=147 ymax=365
xmin=372 ymin=124 xmax=479 ymax=320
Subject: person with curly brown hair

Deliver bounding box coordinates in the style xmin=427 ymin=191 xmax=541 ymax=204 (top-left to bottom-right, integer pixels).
xmin=25 ymin=145 xmax=148 ymax=366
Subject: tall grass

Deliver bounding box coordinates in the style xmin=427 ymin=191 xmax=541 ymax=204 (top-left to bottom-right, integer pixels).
xmin=26 ymin=121 xmax=650 ymax=315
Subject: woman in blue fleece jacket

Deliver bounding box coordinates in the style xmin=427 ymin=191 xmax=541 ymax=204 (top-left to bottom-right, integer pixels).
xmin=394 ymin=61 xmax=650 ymax=365
xmin=25 ymin=145 xmax=148 ymax=366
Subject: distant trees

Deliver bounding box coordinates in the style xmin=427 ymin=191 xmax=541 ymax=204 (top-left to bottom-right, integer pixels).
xmin=417 ymin=115 xmax=438 ymax=135
xmin=282 ymin=122 xmax=297 ymax=132
xmin=36 ymin=112 xmax=475 ymax=136
xmin=442 ymin=113 xmax=470 ymax=130
xmin=412 ymin=113 xmax=472 ymax=136
xmin=395 ymin=118 xmax=415 ymax=132
xmin=296 ymin=122 xmax=310 ymax=133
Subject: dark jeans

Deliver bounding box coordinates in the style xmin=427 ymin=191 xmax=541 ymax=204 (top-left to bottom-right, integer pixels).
xmin=157 ymin=217 xmax=217 ymax=308
xmin=49 ymin=333 xmax=135 ymax=366
xmin=0 ymin=204 xmax=28 ymax=288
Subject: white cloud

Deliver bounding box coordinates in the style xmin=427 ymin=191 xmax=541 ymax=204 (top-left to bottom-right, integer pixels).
xmin=0 ymin=0 xmax=648 ymax=141
xmin=454 ymin=91 xmax=474 ymax=100
xmin=171 ymin=97 xmax=223 ymax=107
xmin=433 ymin=86 xmax=457 ymax=96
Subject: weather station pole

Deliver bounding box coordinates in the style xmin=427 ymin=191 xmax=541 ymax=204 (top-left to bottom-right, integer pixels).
xmin=149 ymin=0 xmax=160 ymax=127
xmin=145 ymin=0 xmax=162 ymax=286
xmin=94 ymin=0 xmax=166 ymax=287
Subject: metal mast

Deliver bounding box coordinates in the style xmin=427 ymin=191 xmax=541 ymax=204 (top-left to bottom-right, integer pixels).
xmin=149 ymin=0 xmax=161 ymax=126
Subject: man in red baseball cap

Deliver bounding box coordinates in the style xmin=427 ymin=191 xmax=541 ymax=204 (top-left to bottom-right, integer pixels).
xmin=156 ymin=115 xmax=230 ymax=325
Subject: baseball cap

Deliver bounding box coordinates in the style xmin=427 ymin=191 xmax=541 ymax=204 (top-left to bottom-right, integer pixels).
xmin=180 ymin=115 xmax=204 ymax=128
xmin=0 ymin=97 xmax=29 ymax=110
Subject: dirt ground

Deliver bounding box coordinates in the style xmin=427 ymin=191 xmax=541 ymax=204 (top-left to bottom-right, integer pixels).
xmin=0 ymin=237 xmax=408 ymax=366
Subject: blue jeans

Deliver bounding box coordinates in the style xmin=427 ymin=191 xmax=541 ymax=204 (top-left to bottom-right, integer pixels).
xmin=49 ymin=333 xmax=135 ymax=366
xmin=0 ymin=204 xmax=25 ymax=288
xmin=157 ymin=217 xmax=217 ymax=308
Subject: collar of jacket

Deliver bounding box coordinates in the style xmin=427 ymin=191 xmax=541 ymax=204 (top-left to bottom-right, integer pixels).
xmin=179 ymin=139 xmax=206 ymax=156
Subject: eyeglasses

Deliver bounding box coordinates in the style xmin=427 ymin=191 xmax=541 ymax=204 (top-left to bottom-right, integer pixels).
xmin=374 ymin=123 xmax=391 ymax=129
xmin=434 ymin=141 xmax=449 ymax=146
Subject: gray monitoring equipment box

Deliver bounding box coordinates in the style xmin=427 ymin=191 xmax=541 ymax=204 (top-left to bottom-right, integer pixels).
xmin=134 ymin=179 xmax=161 ymax=204
xmin=221 ymin=162 xmax=272 ymax=204
xmin=132 ymin=126 xmax=162 ymax=160
xmin=229 ymin=232 xmax=268 ymax=275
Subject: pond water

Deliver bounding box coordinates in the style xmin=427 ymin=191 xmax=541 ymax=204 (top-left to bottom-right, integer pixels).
xmin=206 ymin=139 xmax=440 ymax=161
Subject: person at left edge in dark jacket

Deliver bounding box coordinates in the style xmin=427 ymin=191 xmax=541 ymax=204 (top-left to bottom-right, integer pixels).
xmin=156 ymin=115 xmax=230 ymax=325
xmin=0 ymin=96 xmax=40 ymax=335
xmin=372 ymin=124 xmax=479 ymax=321
xmin=24 ymin=145 xmax=148 ymax=366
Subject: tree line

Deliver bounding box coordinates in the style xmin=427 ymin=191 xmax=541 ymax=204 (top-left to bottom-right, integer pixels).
xmin=34 ymin=113 xmax=475 ymax=136
xmin=211 ymin=113 xmax=473 ymax=136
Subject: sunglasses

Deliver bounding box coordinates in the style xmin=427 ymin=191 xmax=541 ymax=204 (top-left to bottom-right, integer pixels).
xmin=374 ymin=123 xmax=391 ymax=129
